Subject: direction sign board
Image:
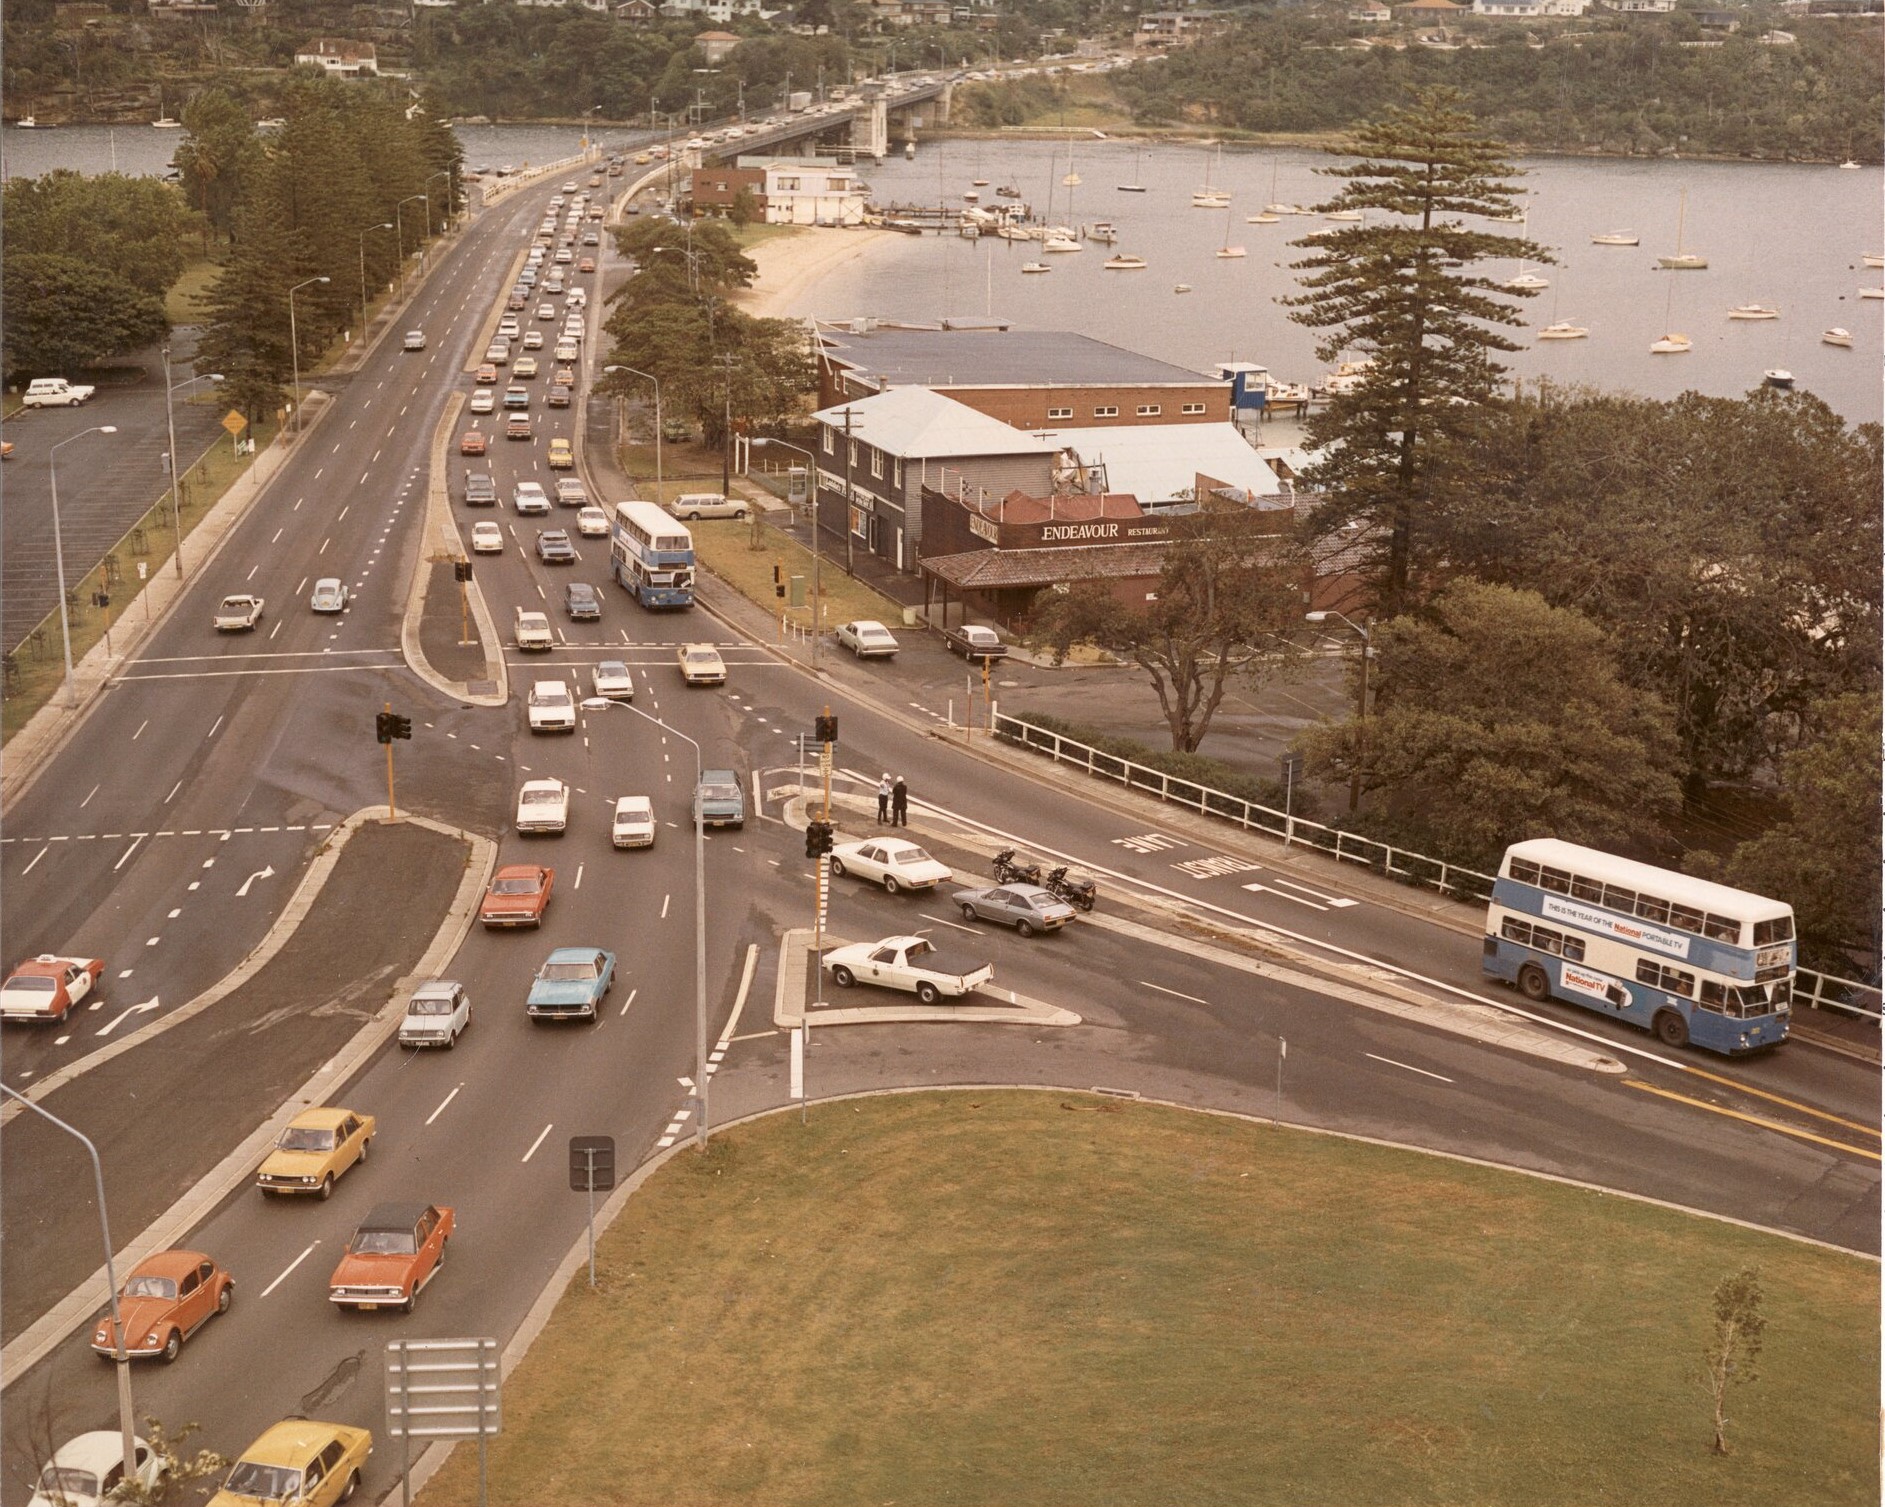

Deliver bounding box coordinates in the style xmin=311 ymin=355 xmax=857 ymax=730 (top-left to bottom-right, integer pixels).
xmin=386 ymin=1337 xmax=500 ymax=1440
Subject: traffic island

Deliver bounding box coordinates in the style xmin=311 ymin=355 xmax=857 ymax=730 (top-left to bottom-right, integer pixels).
xmin=415 ymin=1090 xmax=1877 ymax=1507
xmin=403 ymin=392 xmax=505 ymax=704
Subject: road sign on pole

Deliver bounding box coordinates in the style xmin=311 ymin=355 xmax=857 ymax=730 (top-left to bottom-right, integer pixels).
xmin=387 ymin=1337 xmax=500 ymax=1507
xmin=569 ymin=1136 xmax=615 ymax=1289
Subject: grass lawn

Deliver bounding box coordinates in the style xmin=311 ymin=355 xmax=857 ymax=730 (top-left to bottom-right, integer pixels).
xmin=165 ymin=253 xmax=225 ymax=326
xmin=688 ymin=515 xmax=906 ymax=634
xmin=419 ymin=1093 xmax=1877 ymax=1507
xmin=733 ymin=222 xmax=806 ymax=251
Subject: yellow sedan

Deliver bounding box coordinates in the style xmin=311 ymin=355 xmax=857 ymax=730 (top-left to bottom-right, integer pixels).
xmin=255 ymin=1107 xmax=375 ymax=1200
xmin=208 ymin=1418 xmax=372 ymax=1507
xmin=547 ymin=438 xmax=575 ymax=470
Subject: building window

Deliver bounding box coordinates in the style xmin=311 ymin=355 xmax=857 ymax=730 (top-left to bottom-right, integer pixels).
xmin=1093 ymin=405 xmax=1118 ymax=418
xmin=893 ymin=458 xmax=902 ymax=488
xmin=1047 ymin=406 xmax=1073 ymax=420
xmin=849 ymin=505 xmax=868 ymax=539
xmin=870 ymin=447 xmax=884 ymax=479
xmin=822 ymin=428 xmax=835 ymax=456
xmin=1136 ymin=404 xmax=1161 ymax=417
xmin=776 ymin=176 xmax=800 ymax=191
xmin=1181 ymin=402 xmax=1206 ymax=415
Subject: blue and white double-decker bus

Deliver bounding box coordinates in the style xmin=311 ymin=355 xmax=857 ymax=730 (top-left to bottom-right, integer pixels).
xmin=1483 ymin=838 xmax=1793 ymax=1055
xmin=609 ymin=500 xmax=694 ymax=609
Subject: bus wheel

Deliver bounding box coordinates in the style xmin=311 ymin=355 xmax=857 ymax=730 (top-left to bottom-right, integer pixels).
xmin=1654 ymin=1011 xmax=1689 ymax=1048
xmin=1517 ymin=965 xmax=1551 ymax=1003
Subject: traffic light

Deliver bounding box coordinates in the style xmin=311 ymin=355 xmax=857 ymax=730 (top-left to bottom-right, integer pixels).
xmin=390 ymin=713 xmax=413 ymax=741
xmin=454 ymin=559 xmax=474 ymax=582
xmin=773 ymin=561 xmax=784 ymax=599
xmin=376 ymin=711 xmax=396 ymax=745
xmin=814 ymin=713 xmax=838 ymax=744
xmin=805 ymin=819 xmax=833 ymax=859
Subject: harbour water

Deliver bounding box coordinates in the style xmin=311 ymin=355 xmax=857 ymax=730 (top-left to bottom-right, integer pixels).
xmin=800 ymin=140 xmax=1884 ymax=427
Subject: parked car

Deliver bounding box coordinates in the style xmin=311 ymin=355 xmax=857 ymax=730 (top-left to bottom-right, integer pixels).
xmin=836 ymin=620 xmax=900 ymax=658
xmin=667 ymin=492 xmax=746 ymax=521
xmin=255 ymin=1107 xmax=375 ymax=1200
xmin=398 ymin=980 xmax=472 ymax=1046
xmin=460 ymin=429 xmax=488 ymax=456
xmin=828 ymin=837 xmax=952 ymax=894
xmin=29 ymin=1432 xmax=163 ymax=1507
xmin=693 ymin=768 xmax=745 ymax=828
xmin=527 ymin=677 xmax=576 ymax=731
xmin=952 ymin=882 xmax=1076 ymax=937
xmin=527 ymin=946 xmax=615 ymax=1021
xmin=89 ymin=1250 xmax=234 ymax=1363
xmin=514 ymin=481 xmax=550 ymax=514
xmin=464 ymin=471 xmax=497 ymax=506
xmin=611 ymin=795 xmax=656 ymax=849
xmin=328 ymin=1203 xmax=454 ymax=1313
xmin=0 ymin=954 xmax=103 ymax=1022
xmin=577 ymin=504 xmax=610 ymax=537
xmin=309 ymin=578 xmax=348 ymax=613
xmin=565 ymin=581 xmax=601 ymax=619
xmin=515 ymin=777 xmax=570 ymax=833
xmin=403 ymin=329 xmax=427 ymax=351
xmin=678 ymin=643 xmax=726 ymax=685
xmin=547 ymin=438 xmax=575 ymax=470
xmin=20 ymin=377 xmax=96 ymax=408
xmin=536 ymin=529 xmax=576 ymax=564
xmin=942 ymin=623 xmax=1008 ymax=662
xmin=480 ymin=865 xmax=553 ymax=929
xmin=470 ymin=521 xmax=505 ymax=554
xmin=206 ymin=1419 xmax=371 ymax=1507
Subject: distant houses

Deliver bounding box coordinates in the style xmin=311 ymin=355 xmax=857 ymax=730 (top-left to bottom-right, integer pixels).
xmin=294 ymin=39 xmax=379 ymax=76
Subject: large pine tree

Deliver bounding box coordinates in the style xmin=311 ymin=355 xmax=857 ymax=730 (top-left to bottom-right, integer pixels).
xmin=1284 ymin=86 xmax=1550 ymax=616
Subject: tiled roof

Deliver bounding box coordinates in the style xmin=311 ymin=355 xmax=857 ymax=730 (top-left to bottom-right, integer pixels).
xmin=920 ymin=544 xmax=1167 ymax=590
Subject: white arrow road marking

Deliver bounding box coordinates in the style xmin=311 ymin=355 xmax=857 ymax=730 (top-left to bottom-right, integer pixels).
xmin=236 ymin=865 xmax=277 ymax=897
xmin=96 ymin=997 xmax=161 ymax=1037
xmin=1262 ymin=876 xmax=1360 ymax=908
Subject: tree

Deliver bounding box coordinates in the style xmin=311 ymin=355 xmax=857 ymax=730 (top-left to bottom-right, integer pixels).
xmin=1035 ymin=501 xmax=1305 ymax=754
xmin=1699 ymin=1267 xmax=1765 ymax=1456
xmin=726 ymin=186 xmax=761 ymax=228
xmin=1301 ymin=580 xmax=1682 ymax=865
xmin=172 ymin=89 xmax=264 ymax=248
xmin=1283 ymin=86 xmax=1551 ymax=615
xmin=2 ymin=170 xmax=196 ymax=298
xmin=1 ymin=253 xmax=168 ymax=378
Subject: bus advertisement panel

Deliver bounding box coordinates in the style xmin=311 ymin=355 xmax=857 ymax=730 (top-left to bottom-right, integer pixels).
xmin=1482 ymin=838 xmax=1792 ymax=1055
xmin=610 ymin=500 xmax=695 ymax=609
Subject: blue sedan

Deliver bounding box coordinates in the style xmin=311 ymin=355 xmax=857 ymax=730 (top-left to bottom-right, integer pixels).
xmin=952 ymin=883 xmax=1076 ymax=937
xmin=525 ymin=947 xmax=615 ymax=1022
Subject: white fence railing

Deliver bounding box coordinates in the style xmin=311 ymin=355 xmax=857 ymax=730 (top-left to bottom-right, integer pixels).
xmin=991 ymin=712 xmax=1881 ymax=1028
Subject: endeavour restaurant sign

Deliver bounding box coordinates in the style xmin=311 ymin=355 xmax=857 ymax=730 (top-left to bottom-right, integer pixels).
xmin=967 ymin=512 xmax=1178 ymax=551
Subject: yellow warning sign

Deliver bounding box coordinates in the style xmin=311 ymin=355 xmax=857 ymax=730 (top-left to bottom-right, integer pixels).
xmin=221 ymin=410 xmax=249 ymax=436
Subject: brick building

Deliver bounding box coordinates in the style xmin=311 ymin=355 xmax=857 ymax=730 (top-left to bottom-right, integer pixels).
xmin=690 ymin=160 xmax=867 ymax=225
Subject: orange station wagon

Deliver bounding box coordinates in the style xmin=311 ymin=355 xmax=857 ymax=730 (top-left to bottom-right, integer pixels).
xmin=329 ymin=1203 xmax=454 ymax=1312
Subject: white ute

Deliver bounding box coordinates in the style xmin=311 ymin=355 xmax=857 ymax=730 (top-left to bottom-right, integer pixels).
xmin=821 ymin=935 xmax=994 ymax=1005
xmin=214 ymin=595 xmax=265 ymax=631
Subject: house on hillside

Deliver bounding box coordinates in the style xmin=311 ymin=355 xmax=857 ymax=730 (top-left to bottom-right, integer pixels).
xmin=693 ymin=27 xmax=742 ymax=59
xmin=295 ymin=39 xmax=379 ymax=75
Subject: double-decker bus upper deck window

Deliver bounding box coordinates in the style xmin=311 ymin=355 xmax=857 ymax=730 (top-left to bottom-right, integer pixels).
xmin=1509 ymin=858 xmax=1541 ymax=884
xmin=1668 ymin=902 xmax=1706 ymax=933
xmin=1702 ymin=913 xmax=1742 ymax=943
xmin=1752 ymin=917 xmax=1795 ymax=946
xmin=1602 ymin=884 xmax=1637 ymax=912
xmin=1571 ymin=875 xmax=1605 ymax=903
xmin=1539 ymin=866 xmax=1573 ymax=894
xmin=1635 ymin=893 xmax=1672 ymax=924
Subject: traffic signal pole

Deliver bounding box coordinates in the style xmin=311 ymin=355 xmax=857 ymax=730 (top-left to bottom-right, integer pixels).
xmin=383 ymin=701 xmax=398 ymax=821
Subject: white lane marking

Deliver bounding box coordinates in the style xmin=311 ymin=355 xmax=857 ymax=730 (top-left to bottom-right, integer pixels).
xmin=660 ymin=894 xmax=670 ymax=919
xmin=1144 ymin=981 xmax=1210 ymax=1006
xmin=921 ymin=914 xmax=981 ymax=935
xmin=1264 ymin=875 xmax=1359 ymax=908
xmin=260 ymin=1242 xmax=320 ymax=1298
xmin=272 ymin=528 xmax=284 ymax=543
xmin=426 ymin=1085 xmax=462 ymax=1125
xmin=79 ymin=784 xmax=99 ymax=809
xmin=521 ymin=1123 xmax=554 ymax=1162
xmin=1364 ymin=1053 xmax=1455 ymax=1083
xmin=113 ymin=839 xmax=142 ymax=872
xmin=1240 ymin=882 xmax=1327 ymax=912
xmin=295 ymin=578 xmax=308 ymax=597
xmin=319 ymin=537 xmax=330 ymax=555
xmin=269 ymin=621 xmax=282 ymax=641
xmin=96 ymin=997 xmax=161 ymax=1037
xmin=21 ymin=846 xmax=49 ymax=876
xmin=338 ymin=505 xmax=349 ymax=522
xmin=165 ymin=781 xmax=182 ymax=803
xmin=207 ymin=716 xmax=223 ymax=739
xmin=619 ymin=986 xmax=637 ymax=1018
xmin=132 ymin=719 xmax=148 ymax=740
xmin=573 ymin=863 xmax=584 ymax=890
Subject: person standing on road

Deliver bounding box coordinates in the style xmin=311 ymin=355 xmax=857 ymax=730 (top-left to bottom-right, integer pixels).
xmin=891 ymin=775 xmax=909 ymax=827
xmin=877 ymin=774 xmax=893 ymax=824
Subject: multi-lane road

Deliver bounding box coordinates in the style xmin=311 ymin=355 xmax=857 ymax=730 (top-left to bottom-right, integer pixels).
xmin=2 ymin=158 xmax=1877 ymax=1504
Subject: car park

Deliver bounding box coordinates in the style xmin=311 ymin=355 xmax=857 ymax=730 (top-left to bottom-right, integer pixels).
xmin=506 ymin=413 xmax=533 ymax=440
xmin=470 ymin=521 xmax=505 ymax=553
xmin=577 ymin=504 xmax=610 ymax=537
xmin=255 ymin=1107 xmax=374 ymax=1199
xmin=469 ymin=388 xmax=496 ymax=414
xmin=952 ymin=882 xmax=1076 ymax=936
xmin=328 ymin=1203 xmax=454 ymax=1312
xmin=480 ymin=864 xmax=554 ymax=928
xmin=514 ymin=481 xmax=550 ymax=514
xmin=528 ymin=677 xmax=576 ymax=731
xmin=565 ymin=581 xmax=601 ymax=619
xmin=1 ymin=954 xmax=104 ymax=1022
xmin=667 ymin=492 xmax=745 ymax=520
xmin=475 ymin=362 xmax=499 ymax=384
xmin=678 ymin=643 xmax=726 ymax=685
xmin=309 ymin=578 xmax=348 ymax=613
xmin=503 ymin=386 xmax=530 ymax=410
xmin=693 ymin=769 xmax=745 ymax=828
xmin=397 ymin=980 xmax=472 ymax=1045
xmin=514 ymin=608 xmax=553 ymax=649
xmin=460 ymin=429 xmax=488 ymax=455
xmin=547 ymin=383 xmax=573 ymax=408
xmin=829 ymin=837 xmax=952 ymax=894
xmin=555 ymin=477 xmax=588 ymax=506
xmin=403 ymin=329 xmax=426 ymax=351
xmin=515 ymin=777 xmax=570 ymax=833
xmin=207 ymin=1419 xmax=371 ymax=1507
xmin=514 ymin=355 xmax=540 ymax=379
xmin=547 ymin=438 xmax=575 ymax=469
xmin=611 ymin=796 xmax=656 ymax=848
xmin=30 ymin=1431 xmax=164 ymax=1507
xmin=942 ymin=623 xmax=1007 ymax=662
xmin=837 ymin=619 xmax=900 ymax=658
xmin=591 ymin=659 xmax=634 ymax=699
xmin=536 ymin=529 xmax=577 ymax=564
xmin=464 ymin=471 xmax=497 ymax=506
xmin=527 ymin=946 xmax=615 ymax=1020
xmin=89 ymin=1250 xmax=233 ymax=1363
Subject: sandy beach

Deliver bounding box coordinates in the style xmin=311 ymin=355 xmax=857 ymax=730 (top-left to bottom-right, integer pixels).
xmin=738 ymin=226 xmax=896 ymax=320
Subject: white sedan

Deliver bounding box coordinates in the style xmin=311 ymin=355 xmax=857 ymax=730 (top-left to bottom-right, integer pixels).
xmin=468 ymin=388 xmax=496 ymax=414
xmin=836 ymin=620 xmax=899 ymax=658
xmin=828 ymin=837 xmax=953 ymax=894
xmin=591 ymin=659 xmax=634 ymax=700
xmin=678 ymin=643 xmax=726 ymax=686
xmin=470 ymin=521 xmax=505 ymax=553
xmin=576 ymin=505 xmax=610 ymax=538
xmin=516 ymin=778 xmax=570 ymax=834
xmin=514 ymin=482 xmax=551 ymax=515
xmin=611 ymin=795 xmax=656 ymax=849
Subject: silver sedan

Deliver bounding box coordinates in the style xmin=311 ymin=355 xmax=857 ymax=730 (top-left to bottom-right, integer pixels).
xmin=952 ymin=883 xmax=1076 ymax=937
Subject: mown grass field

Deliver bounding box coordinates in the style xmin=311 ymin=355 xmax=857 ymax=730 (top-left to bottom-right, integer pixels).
xmin=419 ymin=1092 xmax=1877 ymax=1507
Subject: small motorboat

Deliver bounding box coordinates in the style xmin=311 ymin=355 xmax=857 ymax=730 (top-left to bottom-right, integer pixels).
xmin=1727 ymin=304 xmax=1779 ymax=320
xmin=1657 ymin=254 xmax=1708 ymax=271
xmin=1762 ymin=369 xmax=1794 ymax=389
xmin=1860 ymin=287 xmax=1885 ymax=300
xmin=1839 ymin=159 xmax=1861 ymax=169
xmin=1173 ymin=284 xmax=1192 ymax=294
xmin=1505 ymin=273 xmax=1550 ymax=291
xmin=1041 ymin=235 xmax=1082 ymax=254
xmin=1191 ymin=191 xmax=1230 ymax=210
xmin=1116 ymin=182 xmax=1147 ymax=193
xmin=1085 ymin=222 xmax=1118 ymax=243
xmin=1262 ymin=203 xmax=1295 ymax=217
xmin=963 ymin=190 xmax=979 ymax=203
xmin=1536 ymin=322 xmax=1589 ymax=340
xmin=1103 ymin=254 xmax=1147 ymax=270
xmin=15 ymin=116 xmax=38 ymax=128
xmin=1822 ymin=327 xmax=1853 ymax=347
xmin=995 ymin=184 xmax=1022 ymax=199
xmin=1864 ymin=253 xmax=1885 ymax=269
xmin=1216 ymin=245 xmax=1247 ymax=259
xmin=1021 ymin=262 xmax=1051 ymax=274
xmin=1325 ymin=209 xmax=1363 ymax=222
xmin=1591 ymin=231 xmax=1639 ymax=246
xmin=972 ymin=178 xmax=989 ymax=187
xmin=1650 ymin=332 xmax=1693 ymax=354
xmin=1247 ymin=212 xmax=1280 ymax=225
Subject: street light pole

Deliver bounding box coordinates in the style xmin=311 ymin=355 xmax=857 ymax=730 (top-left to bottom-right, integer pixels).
xmin=604 ymin=364 xmax=663 ymax=505
xmin=159 ymin=356 xmax=221 ymax=580
xmin=426 ymin=170 xmax=453 ymax=233
xmin=1 ymin=1085 xmax=137 ymax=1480
xmin=752 ymin=435 xmax=821 ymax=672
xmin=287 ymin=275 xmax=329 ymax=436
xmin=1305 ymin=610 xmax=1372 ymax=812
xmin=358 ymin=221 xmax=393 ymax=340
xmin=585 ymin=700 xmax=709 ymax=1148
xmin=395 ymin=194 xmax=426 ymax=298
xmin=49 ymin=426 xmax=118 ymax=707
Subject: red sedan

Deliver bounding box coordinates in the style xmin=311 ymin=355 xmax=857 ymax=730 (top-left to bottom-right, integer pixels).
xmin=479 ymin=864 xmax=555 ymax=928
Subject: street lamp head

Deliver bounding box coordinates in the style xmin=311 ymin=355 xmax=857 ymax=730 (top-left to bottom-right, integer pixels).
xmin=98 ymin=426 xmax=118 ymax=435
xmin=316 ymin=276 xmax=330 ymax=284
xmin=1303 ymin=611 xmax=1330 ymax=623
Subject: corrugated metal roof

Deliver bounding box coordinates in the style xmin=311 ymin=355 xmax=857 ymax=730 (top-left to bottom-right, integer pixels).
xmin=818 ymin=326 xmax=1219 ymax=389
xmin=1033 ymin=422 xmax=1283 ymax=500
xmin=813 ymin=388 xmax=1062 ymax=460
xmin=921 ymin=544 xmax=1168 ymax=589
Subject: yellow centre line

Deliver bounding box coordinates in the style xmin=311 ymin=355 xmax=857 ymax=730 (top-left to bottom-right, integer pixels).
xmin=1671 ymin=1062 xmax=1881 ymax=1139
xmin=1624 ymin=1081 xmax=1881 ymax=1161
